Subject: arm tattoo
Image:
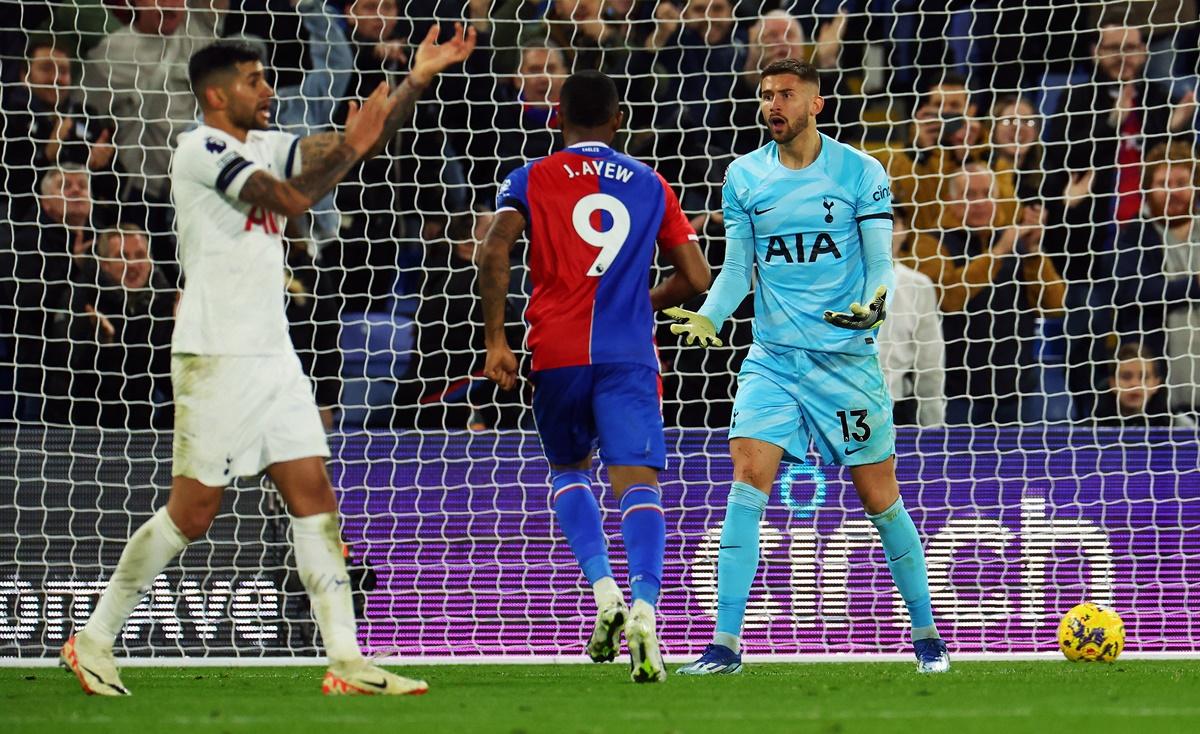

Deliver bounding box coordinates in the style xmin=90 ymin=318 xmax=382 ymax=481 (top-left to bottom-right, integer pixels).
xmin=298 ymin=132 xmax=345 ymax=173
xmin=238 ymin=133 xmax=358 ymax=217
xmin=367 ymin=76 xmax=428 ymax=158
xmin=478 ymin=211 xmax=525 ymax=346
xmin=288 ymin=136 xmax=358 ymax=203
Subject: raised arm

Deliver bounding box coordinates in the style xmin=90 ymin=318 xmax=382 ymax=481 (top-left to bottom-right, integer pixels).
xmin=238 ymin=83 xmax=397 ymax=218
xmin=363 ymin=22 xmax=477 ymax=159
xmin=478 ymin=209 xmax=526 ymax=390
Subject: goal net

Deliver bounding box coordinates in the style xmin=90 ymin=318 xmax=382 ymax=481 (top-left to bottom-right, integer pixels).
xmin=2 ymin=1 xmax=1198 ymax=661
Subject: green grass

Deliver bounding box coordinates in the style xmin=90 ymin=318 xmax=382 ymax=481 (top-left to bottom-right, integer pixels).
xmin=4 ymin=661 xmax=1200 ymax=734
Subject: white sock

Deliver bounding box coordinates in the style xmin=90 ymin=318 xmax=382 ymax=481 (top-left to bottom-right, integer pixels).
xmin=592 ymin=576 xmax=623 ymax=610
xmin=713 ymin=631 xmax=740 ymax=652
xmin=83 ymin=507 xmax=189 ymax=647
xmin=292 ymin=512 xmax=363 ymax=666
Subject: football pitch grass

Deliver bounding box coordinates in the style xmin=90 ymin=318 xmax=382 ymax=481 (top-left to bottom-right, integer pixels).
xmin=4 ymin=660 xmax=1199 ymax=734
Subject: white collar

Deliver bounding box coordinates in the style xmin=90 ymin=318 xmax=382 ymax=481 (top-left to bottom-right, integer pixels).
xmin=567 ymin=140 xmax=611 ymax=149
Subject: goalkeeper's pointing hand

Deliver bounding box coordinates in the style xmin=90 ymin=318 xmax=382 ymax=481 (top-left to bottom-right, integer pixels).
xmin=824 ymin=286 xmax=888 ymax=330
xmin=664 ymin=307 xmax=723 ymax=347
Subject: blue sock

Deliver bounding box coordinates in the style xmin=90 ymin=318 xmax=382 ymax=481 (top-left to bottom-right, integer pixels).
xmin=619 ymin=484 xmax=665 ymax=607
xmin=551 ymin=470 xmax=612 ymax=585
xmin=715 ymin=481 xmax=769 ymax=641
xmin=867 ymin=497 xmax=936 ymax=632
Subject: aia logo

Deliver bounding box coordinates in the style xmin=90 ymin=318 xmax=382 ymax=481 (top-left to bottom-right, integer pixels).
xmin=244 ymin=206 xmax=280 ymax=234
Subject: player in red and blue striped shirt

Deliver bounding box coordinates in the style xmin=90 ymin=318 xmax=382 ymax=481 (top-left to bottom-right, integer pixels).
xmin=478 ymin=70 xmax=710 ymax=683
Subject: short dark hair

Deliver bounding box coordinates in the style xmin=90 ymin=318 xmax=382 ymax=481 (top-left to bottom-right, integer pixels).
xmin=1115 ymin=342 xmax=1160 ymax=367
xmin=917 ymin=73 xmax=969 ymax=110
xmin=760 ymin=58 xmax=819 ymax=89
xmin=25 ymin=36 xmax=63 ymax=61
xmin=188 ymin=41 xmax=263 ymax=97
xmin=559 ymin=70 xmax=620 ymax=128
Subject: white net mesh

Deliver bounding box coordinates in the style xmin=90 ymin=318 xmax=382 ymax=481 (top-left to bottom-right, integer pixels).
xmin=1 ymin=1 xmax=1198 ymax=659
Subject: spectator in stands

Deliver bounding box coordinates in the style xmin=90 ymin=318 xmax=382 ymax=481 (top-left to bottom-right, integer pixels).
xmin=491 ymin=0 xmax=647 ymax=76
xmin=642 ymin=0 xmax=739 ymax=133
xmin=10 ymin=164 xmax=94 ymax=275
xmin=879 ymin=208 xmax=945 ymax=427
xmin=1035 ymin=22 xmax=1188 ymax=420
xmin=1115 ymin=142 xmax=1200 ymax=413
xmin=24 ymin=1 xmax=121 ymax=63
xmin=889 ymin=76 xmax=1017 ymax=234
xmin=1 ymin=39 xmax=117 ymax=220
xmin=1092 ymin=343 xmax=1195 ymax=428
xmin=66 ymin=224 xmax=175 ymax=429
xmin=914 ymin=162 xmax=1066 ymax=424
xmin=724 ymin=10 xmax=848 ymax=156
xmin=988 ymin=94 xmax=1043 ymax=202
xmin=81 ymin=0 xmax=227 ymax=237
xmin=1089 ymin=0 xmax=1199 ymax=100
xmin=988 ymin=92 xmax=1108 ymax=417
xmin=1 ymin=163 xmax=96 ymax=421
xmin=326 ymin=0 xmax=476 ymax=309
xmin=1050 ymin=21 xmax=1196 ymax=240
xmin=467 ymin=44 xmax=566 ymax=191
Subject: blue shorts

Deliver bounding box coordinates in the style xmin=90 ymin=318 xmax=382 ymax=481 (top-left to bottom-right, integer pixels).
xmin=730 ymin=342 xmax=895 ymax=466
xmin=531 ymin=363 xmax=666 ymax=470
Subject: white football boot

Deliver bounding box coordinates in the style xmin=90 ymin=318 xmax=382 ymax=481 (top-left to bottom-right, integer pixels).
xmin=60 ymin=632 xmax=131 ymax=696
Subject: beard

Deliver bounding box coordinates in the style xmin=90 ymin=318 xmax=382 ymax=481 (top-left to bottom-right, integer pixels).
xmin=770 ymin=111 xmax=809 ymax=144
xmin=232 ymin=104 xmax=270 ymax=131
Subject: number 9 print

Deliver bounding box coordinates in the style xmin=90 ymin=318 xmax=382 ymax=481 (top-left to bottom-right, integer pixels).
xmin=573 ymin=193 xmax=631 ymax=276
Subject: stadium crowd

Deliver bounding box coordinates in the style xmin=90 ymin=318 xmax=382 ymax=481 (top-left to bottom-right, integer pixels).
xmin=0 ymin=0 xmax=1198 ymax=431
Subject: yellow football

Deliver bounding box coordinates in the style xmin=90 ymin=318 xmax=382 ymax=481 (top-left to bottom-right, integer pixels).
xmin=1058 ymin=602 xmax=1125 ymax=662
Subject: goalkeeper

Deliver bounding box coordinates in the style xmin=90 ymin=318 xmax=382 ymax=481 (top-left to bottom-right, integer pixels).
xmin=668 ymin=58 xmax=949 ymax=675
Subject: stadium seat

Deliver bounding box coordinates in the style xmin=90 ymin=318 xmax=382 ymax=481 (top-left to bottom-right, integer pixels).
xmin=338 ymin=311 xmax=414 ymax=427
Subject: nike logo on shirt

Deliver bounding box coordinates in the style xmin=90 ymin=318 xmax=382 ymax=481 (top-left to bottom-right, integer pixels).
xmin=753 ymin=206 xmax=776 ymax=216
xmin=844 ymin=446 xmax=869 ymax=456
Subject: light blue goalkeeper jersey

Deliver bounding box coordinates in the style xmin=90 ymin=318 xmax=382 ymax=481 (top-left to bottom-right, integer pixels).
xmin=700 ymin=133 xmax=894 ymax=356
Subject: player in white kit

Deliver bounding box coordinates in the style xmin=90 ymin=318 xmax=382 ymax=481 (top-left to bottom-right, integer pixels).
xmin=61 ymin=27 xmax=475 ymax=697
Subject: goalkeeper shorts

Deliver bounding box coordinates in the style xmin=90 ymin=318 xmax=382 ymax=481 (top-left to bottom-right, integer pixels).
xmin=730 ymin=342 xmax=895 ymax=467
xmin=171 ymin=352 xmax=330 ymax=486
xmin=530 ymin=362 xmax=666 ymax=470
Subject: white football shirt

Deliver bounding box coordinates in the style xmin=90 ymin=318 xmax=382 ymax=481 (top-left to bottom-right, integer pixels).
xmin=170 ymin=124 xmax=301 ymax=355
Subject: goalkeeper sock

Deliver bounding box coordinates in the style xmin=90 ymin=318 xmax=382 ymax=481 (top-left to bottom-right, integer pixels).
xmin=867 ymin=497 xmax=938 ymax=638
xmin=83 ymin=507 xmax=188 ymax=647
xmin=619 ymin=484 xmax=665 ymax=607
xmin=714 ymin=481 xmax=768 ymax=650
xmin=551 ymin=470 xmax=613 ymax=586
xmin=292 ymin=512 xmax=363 ymax=665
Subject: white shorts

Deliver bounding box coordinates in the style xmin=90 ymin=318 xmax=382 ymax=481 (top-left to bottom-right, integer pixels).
xmin=171 ymin=352 xmax=329 ymax=486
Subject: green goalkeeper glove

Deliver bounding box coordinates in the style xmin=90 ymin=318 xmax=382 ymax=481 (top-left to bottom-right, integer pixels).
xmin=664 ymin=307 xmax=723 ymax=347
xmin=823 ymin=285 xmax=888 ymax=330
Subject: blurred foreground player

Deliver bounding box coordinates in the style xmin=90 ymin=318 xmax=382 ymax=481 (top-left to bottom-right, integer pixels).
xmin=61 ymin=27 xmax=475 ymax=697
xmin=478 ymin=71 xmax=711 ymax=682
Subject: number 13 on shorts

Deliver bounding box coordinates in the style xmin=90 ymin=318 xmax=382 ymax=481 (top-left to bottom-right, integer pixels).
xmin=836 ymin=409 xmax=872 ymax=443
